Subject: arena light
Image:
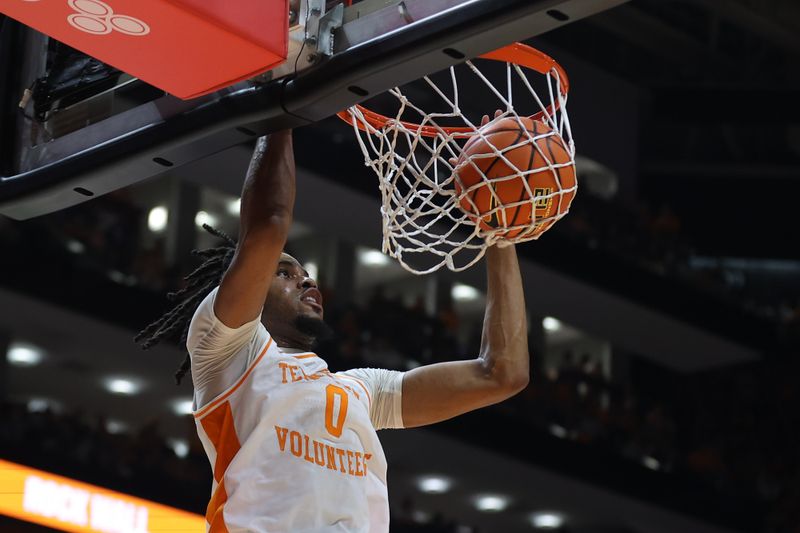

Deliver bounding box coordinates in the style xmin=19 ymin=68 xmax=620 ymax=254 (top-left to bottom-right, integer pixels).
xmin=169 ymin=439 xmax=190 ymax=458
xmin=26 ymin=398 xmax=60 ymax=413
xmin=542 ymin=317 xmax=562 ymax=331
xmin=473 ymin=494 xmax=510 ymax=512
xmin=529 ymin=512 xmax=565 ymax=529
xmin=172 ymin=398 xmax=194 ymax=416
xmin=452 ymin=283 xmax=480 ymax=301
xmin=304 ymin=261 xmax=319 ymax=280
xmin=642 ymin=456 xmax=661 ymax=471
xmin=358 ymin=248 xmax=390 ymax=267
xmin=548 ymin=424 xmax=568 ymax=439
xmin=104 ymin=378 xmax=142 ymax=395
xmin=105 ymin=420 xmax=130 ymax=434
xmin=227 ymin=198 xmax=241 ymax=215
xmin=411 ymin=510 xmax=432 ymax=524
xmin=416 ymin=475 xmax=452 ymax=494
xmin=7 ymin=342 xmax=44 ymax=366
xmin=66 ymin=239 xmax=85 ymax=254
xmin=147 ymin=206 xmax=168 ymax=232
xmin=195 ymin=210 xmax=218 ymax=229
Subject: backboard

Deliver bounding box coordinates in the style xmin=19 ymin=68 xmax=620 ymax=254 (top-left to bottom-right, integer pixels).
xmin=0 ymin=0 xmax=628 ymax=220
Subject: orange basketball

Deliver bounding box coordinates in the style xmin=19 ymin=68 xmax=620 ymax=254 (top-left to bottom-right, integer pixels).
xmin=453 ymin=116 xmax=577 ymax=239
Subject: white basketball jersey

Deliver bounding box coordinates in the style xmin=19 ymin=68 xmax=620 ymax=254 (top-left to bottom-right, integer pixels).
xmin=189 ymin=288 xmax=403 ymax=533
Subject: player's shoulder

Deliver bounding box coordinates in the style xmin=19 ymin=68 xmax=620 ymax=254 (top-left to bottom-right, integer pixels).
xmin=187 ymin=285 xmax=269 ymax=353
xmin=337 ymin=367 xmax=404 ymax=389
xmin=336 ymin=367 xmax=377 ymax=379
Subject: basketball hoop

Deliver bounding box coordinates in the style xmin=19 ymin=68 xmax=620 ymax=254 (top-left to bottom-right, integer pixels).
xmin=337 ymin=42 xmax=577 ymax=275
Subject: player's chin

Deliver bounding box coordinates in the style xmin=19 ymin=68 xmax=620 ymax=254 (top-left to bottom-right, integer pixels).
xmin=294 ymin=313 xmax=332 ymax=342
xmin=304 ymin=308 xmax=324 ymax=321
xmin=300 ymin=301 xmax=324 ymax=319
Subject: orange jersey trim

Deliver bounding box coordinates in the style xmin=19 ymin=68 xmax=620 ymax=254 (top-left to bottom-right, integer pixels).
xmin=201 ymin=401 xmax=241 ymax=483
xmin=206 ymin=479 xmax=230 ymax=533
xmin=194 ymin=336 xmax=274 ymax=419
xmin=337 ymin=374 xmax=372 ymax=407
xmin=200 ymin=402 xmax=240 ymax=532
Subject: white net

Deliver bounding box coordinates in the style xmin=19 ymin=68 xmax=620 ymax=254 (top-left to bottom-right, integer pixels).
xmin=341 ymin=44 xmax=577 ymax=275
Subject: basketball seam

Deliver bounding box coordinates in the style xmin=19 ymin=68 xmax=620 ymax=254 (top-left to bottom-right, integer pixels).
xmin=508 ymin=122 xmax=546 ymax=235
xmin=472 ymin=128 xmax=526 ymax=229
xmin=507 ymin=136 xmax=538 ymax=235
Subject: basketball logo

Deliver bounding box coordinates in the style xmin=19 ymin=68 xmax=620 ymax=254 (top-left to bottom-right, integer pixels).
xmin=533 ymin=187 xmax=552 ymax=210
xmin=482 ymin=191 xmax=500 ymax=228
xmin=66 ymin=0 xmax=150 ymax=36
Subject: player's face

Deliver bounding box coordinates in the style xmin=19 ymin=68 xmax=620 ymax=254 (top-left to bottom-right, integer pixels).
xmin=265 ymin=253 xmax=324 ymax=323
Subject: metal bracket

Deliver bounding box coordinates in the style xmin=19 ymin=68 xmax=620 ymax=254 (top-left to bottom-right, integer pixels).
xmin=303 ymin=0 xmax=325 ymax=54
xmin=318 ymin=3 xmax=345 ymax=57
xmin=269 ymin=0 xmax=344 ymax=81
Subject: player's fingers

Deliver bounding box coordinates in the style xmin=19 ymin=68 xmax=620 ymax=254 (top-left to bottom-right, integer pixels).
xmin=448 ymin=157 xmax=458 ymax=166
xmin=494 ymin=109 xmax=503 ymax=118
xmin=480 ymin=114 xmax=489 ymax=126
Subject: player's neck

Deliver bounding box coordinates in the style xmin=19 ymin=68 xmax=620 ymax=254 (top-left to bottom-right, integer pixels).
xmin=274 ymin=332 xmax=316 ymax=353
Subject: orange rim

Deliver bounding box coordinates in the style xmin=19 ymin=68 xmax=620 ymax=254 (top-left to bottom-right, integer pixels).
xmin=336 ymin=42 xmax=569 ymax=137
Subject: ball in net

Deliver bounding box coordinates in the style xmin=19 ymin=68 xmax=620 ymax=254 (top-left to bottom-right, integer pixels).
xmin=453 ymin=116 xmax=577 ymax=240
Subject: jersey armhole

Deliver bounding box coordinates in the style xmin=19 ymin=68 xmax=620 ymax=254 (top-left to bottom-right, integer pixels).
xmin=193 ymin=334 xmax=273 ymax=419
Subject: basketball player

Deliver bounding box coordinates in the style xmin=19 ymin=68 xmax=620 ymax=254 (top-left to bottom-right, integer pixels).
xmin=135 ymin=124 xmax=530 ymax=532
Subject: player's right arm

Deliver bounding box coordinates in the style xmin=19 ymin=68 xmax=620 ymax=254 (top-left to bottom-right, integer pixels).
xmin=213 ymin=130 xmax=295 ymax=328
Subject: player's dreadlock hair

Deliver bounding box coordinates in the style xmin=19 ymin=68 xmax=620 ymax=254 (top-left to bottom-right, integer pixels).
xmin=134 ymin=223 xmax=237 ymax=385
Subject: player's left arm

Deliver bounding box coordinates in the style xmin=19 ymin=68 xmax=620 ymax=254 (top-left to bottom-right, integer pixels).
xmin=401 ymin=244 xmax=529 ymax=428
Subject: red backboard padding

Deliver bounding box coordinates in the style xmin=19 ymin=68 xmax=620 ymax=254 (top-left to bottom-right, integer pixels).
xmin=2 ymin=0 xmax=288 ymax=99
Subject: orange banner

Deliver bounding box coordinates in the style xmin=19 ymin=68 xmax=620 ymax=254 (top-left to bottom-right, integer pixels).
xmin=0 ymin=459 xmax=204 ymax=532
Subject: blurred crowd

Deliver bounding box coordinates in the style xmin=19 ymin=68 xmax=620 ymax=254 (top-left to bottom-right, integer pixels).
xmin=1 ymin=186 xmax=799 ymax=532
xmin=512 ymin=351 xmax=800 ymax=533
xmin=3 ymin=178 xmax=799 ymax=332
xmin=560 ymin=194 xmax=800 ymax=332
xmin=3 ymin=177 xmax=798 ymax=334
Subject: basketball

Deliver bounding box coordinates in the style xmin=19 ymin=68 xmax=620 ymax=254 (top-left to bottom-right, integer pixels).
xmin=453 ymin=116 xmax=577 ymax=239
